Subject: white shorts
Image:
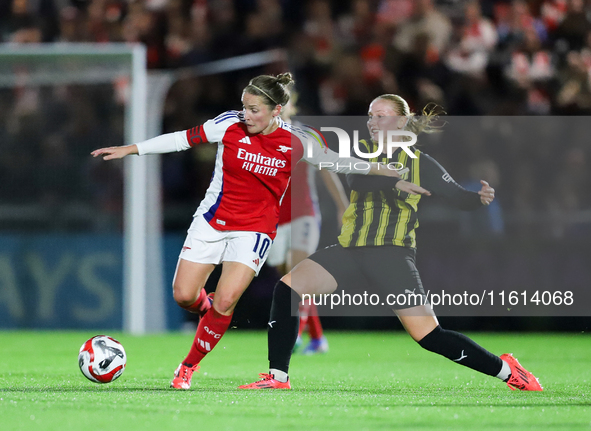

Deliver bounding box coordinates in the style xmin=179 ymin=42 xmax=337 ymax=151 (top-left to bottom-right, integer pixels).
xmin=266 ymin=215 xmax=320 ymax=267
xmin=179 ymin=216 xmax=273 ymax=276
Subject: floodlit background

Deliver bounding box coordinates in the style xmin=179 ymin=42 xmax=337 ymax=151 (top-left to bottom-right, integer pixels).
xmin=1 ymin=0 xmax=590 ymax=332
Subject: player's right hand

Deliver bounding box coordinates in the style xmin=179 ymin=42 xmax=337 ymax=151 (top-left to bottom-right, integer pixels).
xmin=91 ymin=145 xmax=138 ymax=160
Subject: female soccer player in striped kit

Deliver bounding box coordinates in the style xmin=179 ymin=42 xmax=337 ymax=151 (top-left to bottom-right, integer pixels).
xmin=91 ymin=74 xmax=410 ymax=390
xmin=239 ymin=94 xmax=543 ymax=392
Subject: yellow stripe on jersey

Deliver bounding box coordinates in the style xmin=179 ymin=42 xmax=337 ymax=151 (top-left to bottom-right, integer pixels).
xmin=374 ymin=194 xmax=391 ymax=246
xmin=357 ymin=140 xmax=380 ymax=247
xmin=338 ymin=140 xmax=424 ymax=249
xmin=339 ymin=191 xmax=358 ymax=246
xmin=392 ymin=151 xmax=409 ymax=245
xmin=355 ymin=196 xmax=374 ymax=247
xmin=405 ymin=149 xmax=422 ymax=246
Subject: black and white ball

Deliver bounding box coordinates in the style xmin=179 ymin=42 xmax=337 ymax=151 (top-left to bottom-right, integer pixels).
xmin=78 ymin=335 xmax=126 ymax=383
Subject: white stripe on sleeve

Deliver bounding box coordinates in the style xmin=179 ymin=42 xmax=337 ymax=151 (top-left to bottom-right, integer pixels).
xmin=136 ymin=131 xmax=191 ymax=155
xmin=202 ymin=111 xmax=242 ymax=143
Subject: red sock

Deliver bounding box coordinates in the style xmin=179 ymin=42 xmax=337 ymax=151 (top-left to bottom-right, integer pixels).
xmin=183 ymin=308 xmax=232 ymax=366
xmin=179 ymin=288 xmax=211 ymax=317
xmin=307 ymin=304 xmax=323 ymax=339
xmin=298 ymin=302 xmax=309 ymax=337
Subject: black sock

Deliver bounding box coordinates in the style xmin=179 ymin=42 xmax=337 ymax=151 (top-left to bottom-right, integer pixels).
xmin=418 ymin=325 xmax=503 ymax=377
xmin=268 ymin=280 xmax=300 ymax=374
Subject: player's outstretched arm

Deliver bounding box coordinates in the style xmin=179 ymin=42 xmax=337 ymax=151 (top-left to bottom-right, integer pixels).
xmin=91 ymin=145 xmax=138 ymax=160
xmin=92 ymin=131 xmax=194 ymax=161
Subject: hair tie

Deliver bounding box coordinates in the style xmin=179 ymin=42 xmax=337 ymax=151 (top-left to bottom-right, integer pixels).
xmin=249 ymin=84 xmax=280 ymax=106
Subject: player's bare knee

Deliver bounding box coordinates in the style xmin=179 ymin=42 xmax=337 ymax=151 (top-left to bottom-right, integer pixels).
xmin=212 ymin=293 xmax=237 ymax=315
xmin=172 ymin=284 xmax=196 ymax=307
xmin=213 ymin=299 xmax=234 ymax=315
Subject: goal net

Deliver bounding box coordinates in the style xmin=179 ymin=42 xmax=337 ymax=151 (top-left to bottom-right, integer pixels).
xmin=0 ymin=44 xmax=287 ymax=334
xmin=0 ymin=43 xmax=161 ymax=334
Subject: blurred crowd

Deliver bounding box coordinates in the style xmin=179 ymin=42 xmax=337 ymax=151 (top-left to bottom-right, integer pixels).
xmin=1 ymin=0 xmax=591 ymax=238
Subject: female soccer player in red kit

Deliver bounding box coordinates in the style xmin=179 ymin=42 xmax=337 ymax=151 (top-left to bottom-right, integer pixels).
xmin=91 ymin=73 xmax=416 ymax=389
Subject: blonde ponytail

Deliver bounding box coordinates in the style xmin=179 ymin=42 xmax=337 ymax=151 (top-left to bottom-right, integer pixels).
xmin=376 ymin=95 xmax=445 ymax=136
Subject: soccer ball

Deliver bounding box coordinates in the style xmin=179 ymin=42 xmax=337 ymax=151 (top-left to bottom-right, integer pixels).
xmin=78 ymin=335 xmax=127 ymax=383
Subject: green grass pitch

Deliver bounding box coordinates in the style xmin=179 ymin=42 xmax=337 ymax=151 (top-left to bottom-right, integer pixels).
xmin=1 ymin=331 xmax=590 ymax=430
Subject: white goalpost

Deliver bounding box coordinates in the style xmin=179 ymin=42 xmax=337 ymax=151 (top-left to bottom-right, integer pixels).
xmin=0 ymin=43 xmax=161 ymax=334
xmin=0 ymin=43 xmax=286 ymax=334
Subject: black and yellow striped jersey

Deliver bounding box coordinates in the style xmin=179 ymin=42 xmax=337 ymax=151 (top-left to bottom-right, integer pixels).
xmin=338 ymin=139 xmax=482 ymax=249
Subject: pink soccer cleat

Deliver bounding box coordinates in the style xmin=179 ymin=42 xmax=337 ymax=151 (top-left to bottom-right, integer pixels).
xmin=170 ymin=363 xmax=200 ymax=390
xmin=500 ymin=353 xmax=543 ymax=391
xmin=238 ymin=373 xmax=292 ymax=389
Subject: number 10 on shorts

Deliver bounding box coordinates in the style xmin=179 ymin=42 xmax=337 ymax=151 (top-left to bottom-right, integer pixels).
xmin=253 ymin=233 xmax=271 ymax=259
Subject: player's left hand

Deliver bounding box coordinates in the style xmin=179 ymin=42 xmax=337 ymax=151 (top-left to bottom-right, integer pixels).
xmin=395 ymin=180 xmax=431 ymax=196
xmin=478 ymin=180 xmax=495 ymax=205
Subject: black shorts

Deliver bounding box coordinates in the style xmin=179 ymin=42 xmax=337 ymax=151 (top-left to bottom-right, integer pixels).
xmin=307 ymin=244 xmax=425 ymax=310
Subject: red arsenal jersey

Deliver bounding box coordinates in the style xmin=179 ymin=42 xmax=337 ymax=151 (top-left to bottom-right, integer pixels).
xmin=189 ymin=111 xmax=304 ymax=239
